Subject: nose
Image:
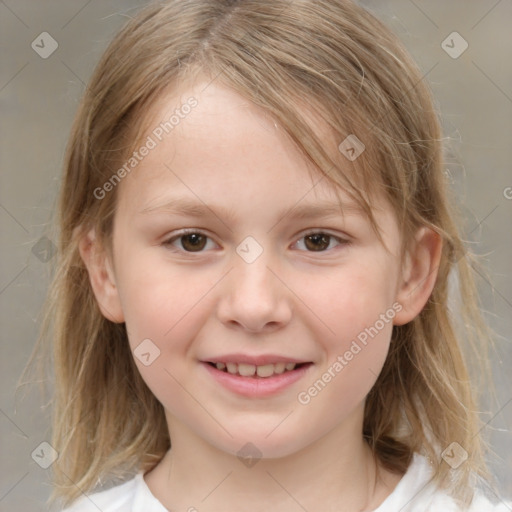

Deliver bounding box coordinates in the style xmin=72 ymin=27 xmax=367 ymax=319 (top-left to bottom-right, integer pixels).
xmin=216 ymin=255 xmax=292 ymax=334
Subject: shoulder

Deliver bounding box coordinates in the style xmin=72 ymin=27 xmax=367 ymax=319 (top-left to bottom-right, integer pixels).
xmin=61 ymin=472 xmax=167 ymax=512
xmin=465 ymin=493 xmax=512 ymax=512
xmin=375 ymin=453 xmax=512 ymax=512
xmin=428 ymin=490 xmax=512 ymax=512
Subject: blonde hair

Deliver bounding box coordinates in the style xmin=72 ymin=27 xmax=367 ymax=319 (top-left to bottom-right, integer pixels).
xmin=30 ymin=0 xmax=494 ymax=508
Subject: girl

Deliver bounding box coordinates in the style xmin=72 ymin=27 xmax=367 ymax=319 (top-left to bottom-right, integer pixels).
xmin=37 ymin=0 xmax=510 ymax=510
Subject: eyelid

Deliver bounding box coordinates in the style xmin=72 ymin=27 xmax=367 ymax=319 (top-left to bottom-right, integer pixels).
xmin=163 ymin=228 xmax=220 ymax=251
xmin=298 ymin=228 xmax=350 ymax=241
xmin=292 ymin=228 xmax=351 ymax=251
xmin=163 ymin=227 xmax=351 ymax=254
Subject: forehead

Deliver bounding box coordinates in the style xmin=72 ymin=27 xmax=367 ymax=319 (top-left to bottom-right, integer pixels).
xmin=114 ymin=79 xmax=389 ymax=229
xmin=121 ymin=82 xmax=336 ymax=200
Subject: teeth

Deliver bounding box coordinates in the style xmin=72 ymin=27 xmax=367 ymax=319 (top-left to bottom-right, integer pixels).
xmin=256 ymin=364 xmax=274 ymax=378
xmin=226 ymin=362 xmax=238 ymax=374
xmin=213 ymin=361 xmax=300 ymax=377
xmin=238 ymin=363 xmax=256 ymax=377
xmin=273 ymin=362 xmax=286 ymax=374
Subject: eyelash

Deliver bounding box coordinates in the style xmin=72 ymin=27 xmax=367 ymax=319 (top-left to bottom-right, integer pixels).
xmin=162 ymin=228 xmax=350 ymax=254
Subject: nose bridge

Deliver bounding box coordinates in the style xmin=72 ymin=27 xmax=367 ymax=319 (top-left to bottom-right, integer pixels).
xmin=231 ymin=244 xmax=280 ymax=304
xmin=217 ymin=242 xmax=291 ymax=332
xmin=232 ymin=234 xmax=276 ymax=292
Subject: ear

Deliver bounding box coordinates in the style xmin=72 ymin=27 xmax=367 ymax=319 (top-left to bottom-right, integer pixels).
xmin=393 ymin=227 xmax=442 ymax=326
xmin=78 ymin=228 xmax=125 ymax=323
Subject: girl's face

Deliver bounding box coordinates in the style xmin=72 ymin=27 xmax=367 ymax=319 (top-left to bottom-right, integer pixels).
xmin=100 ymin=80 xmax=417 ymax=458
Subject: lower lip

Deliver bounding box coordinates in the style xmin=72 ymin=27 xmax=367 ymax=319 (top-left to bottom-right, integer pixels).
xmin=202 ymin=362 xmax=312 ymax=398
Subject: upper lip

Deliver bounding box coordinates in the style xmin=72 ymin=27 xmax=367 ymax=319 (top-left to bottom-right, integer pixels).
xmin=203 ymin=354 xmax=311 ymax=366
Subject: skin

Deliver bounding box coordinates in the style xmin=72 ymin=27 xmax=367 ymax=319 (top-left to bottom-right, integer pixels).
xmin=80 ymin=79 xmax=442 ymax=511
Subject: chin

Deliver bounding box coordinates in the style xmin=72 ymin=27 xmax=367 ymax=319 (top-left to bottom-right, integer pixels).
xmin=207 ymin=427 xmax=310 ymax=462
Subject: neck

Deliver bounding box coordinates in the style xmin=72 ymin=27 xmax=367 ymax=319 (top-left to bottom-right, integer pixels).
xmin=144 ymin=407 xmax=399 ymax=511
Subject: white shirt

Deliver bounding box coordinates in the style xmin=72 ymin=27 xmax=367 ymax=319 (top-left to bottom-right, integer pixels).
xmin=62 ymin=453 xmax=511 ymax=511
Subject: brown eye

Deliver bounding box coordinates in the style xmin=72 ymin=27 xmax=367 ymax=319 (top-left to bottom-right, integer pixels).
xmin=295 ymin=231 xmax=348 ymax=253
xmin=180 ymin=233 xmax=207 ymax=252
xmin=304 ymin=233 xmax=331 ymax=251
xmin=164 ymin=231 xmax=215 ymax=252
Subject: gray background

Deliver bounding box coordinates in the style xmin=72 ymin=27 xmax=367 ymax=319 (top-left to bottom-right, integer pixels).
xmin=1 ymin=0 xmax=511 ymax=510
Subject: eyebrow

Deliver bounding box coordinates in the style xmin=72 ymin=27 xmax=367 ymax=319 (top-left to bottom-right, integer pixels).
xmin=139 ymin=197 xmax=363 ymax=225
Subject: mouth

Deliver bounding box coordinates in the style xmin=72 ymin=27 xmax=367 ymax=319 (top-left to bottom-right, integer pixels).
xmin=201 ymin=358 xmax=313 ymax=397
xmin=205 ymin=361 xmax=311 ymax=378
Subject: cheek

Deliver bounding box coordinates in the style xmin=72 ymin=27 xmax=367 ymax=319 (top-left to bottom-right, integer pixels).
xmin=114 ymin=255 xmax=222 ymax=385
xmin=115 ymin=252 xmax=213 ymax=347
xmin=117 ymin=263 xmax=217 ymax=427
xmin=304 ymin=261 xmax=398 ymax=344
xmin=295 ymin=262 xmax=396 ymax=403
xmin=297 ymin=280 xmax=394 ymax=427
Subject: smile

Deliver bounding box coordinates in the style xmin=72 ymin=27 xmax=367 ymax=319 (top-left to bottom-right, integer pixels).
xmin=202 ymin=359 xmax=313 ymax=398
xmin=207 ymin=361 xmax=305 ymax=378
